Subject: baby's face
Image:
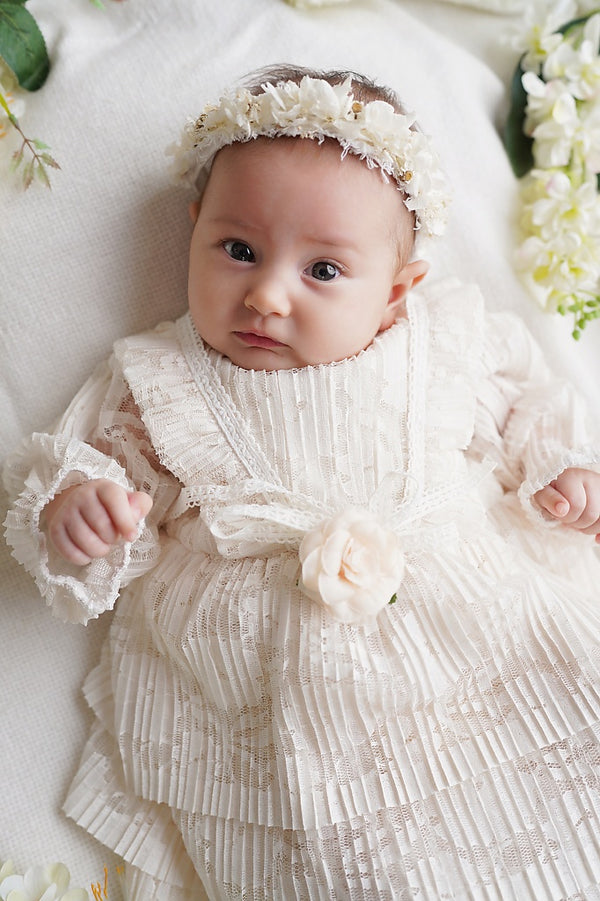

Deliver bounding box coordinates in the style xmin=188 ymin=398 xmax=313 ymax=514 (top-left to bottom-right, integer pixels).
xmin=187 ymin=136 xmax=424 ymax=370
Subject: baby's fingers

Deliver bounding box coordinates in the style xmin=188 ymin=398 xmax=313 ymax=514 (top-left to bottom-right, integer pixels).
xmin=48 ymin=500 xmax=116 ymax=565
xmin=536 ymin=469 xmax=600 ymax=538
xmin=573 ymin=505 xmax=600 ymax=538
xmin=45 ymin=480 xmax=151 ymax=565
xmin=534 ymin=484 xmax=571 ymax=520
xmin=95 ymin=481 xmax=144 ymax=542
xmin=128 ymin=490 xmax=153 ymax=527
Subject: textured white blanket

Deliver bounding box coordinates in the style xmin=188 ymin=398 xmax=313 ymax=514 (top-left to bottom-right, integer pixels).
xmin=1 ymin=0 xmax=598 ymax=893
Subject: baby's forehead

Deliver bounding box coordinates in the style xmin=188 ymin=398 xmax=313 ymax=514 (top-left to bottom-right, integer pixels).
xmin=206 ymin=135 xmax=416 ymax=253
xmin=212 ymin=134 xmax=395 ymax=187
xmin=209 ymin=136 xmax=409 ymax=214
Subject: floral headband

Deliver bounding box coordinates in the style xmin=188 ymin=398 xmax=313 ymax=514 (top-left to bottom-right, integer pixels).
xmin=169 ymin=75 xmax=451 ymax=238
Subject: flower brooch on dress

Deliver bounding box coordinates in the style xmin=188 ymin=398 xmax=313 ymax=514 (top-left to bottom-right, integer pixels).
xmin=299 ymin=507 xmax=405 ymax=623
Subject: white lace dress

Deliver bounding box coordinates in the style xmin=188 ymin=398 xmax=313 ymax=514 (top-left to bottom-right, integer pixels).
xmin=5 ymin=278 xmax=600 ymax=900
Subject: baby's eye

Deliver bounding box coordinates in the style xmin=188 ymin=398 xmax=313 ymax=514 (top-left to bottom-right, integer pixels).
xmin=223 ymin=240 xmax=255 ymax=263
xmin=309 ymin=261 xmax=340 ymax=282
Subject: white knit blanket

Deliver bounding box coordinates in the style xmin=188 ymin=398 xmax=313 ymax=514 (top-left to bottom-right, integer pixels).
xmin=1 ymin=0 xmax=599 ymax=894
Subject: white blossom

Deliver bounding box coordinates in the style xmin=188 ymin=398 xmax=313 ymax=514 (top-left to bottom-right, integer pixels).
xmin=515 ymin=8 xmax=600 ymax=335
xmin=543 ymin=14 xmax=600 ymax=100
xmin=0 ymin=862 xmax=87 ymax=901
xmin=526 ymin=169 xmax=600 ymax=239
xmin=510 ymin=0 xmax=578 ymax=72
xmin=523 ymin=72 xmax=578 ymax=130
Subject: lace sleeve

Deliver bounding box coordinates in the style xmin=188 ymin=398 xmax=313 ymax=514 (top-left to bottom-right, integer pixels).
xmin=468 ymin=310 xmax=600 ymax=523
xmin=3 ymin=355 xmax=180 ymax=624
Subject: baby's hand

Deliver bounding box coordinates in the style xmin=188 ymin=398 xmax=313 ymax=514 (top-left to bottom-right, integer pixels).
xmin=533 ymin=467 xmax=600 ymax=543
xmin=42 ymin=479 xmax=153 ymax=565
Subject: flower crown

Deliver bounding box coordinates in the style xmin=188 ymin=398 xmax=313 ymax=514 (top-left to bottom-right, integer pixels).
xmin=169 ymin=75 xmax=451 ymax=238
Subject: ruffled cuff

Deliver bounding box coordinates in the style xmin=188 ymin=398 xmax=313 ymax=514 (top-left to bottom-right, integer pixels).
xmin=4 ymin=433 xmax=141 ymax=624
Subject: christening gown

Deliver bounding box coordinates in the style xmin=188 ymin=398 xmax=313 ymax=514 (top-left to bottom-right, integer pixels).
xmin=5 ymin=278 xmax=600 ymax=901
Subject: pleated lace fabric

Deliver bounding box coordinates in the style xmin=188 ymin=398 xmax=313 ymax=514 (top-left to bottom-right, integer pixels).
xmin=6 ymin=278 xmax=600 ymax=899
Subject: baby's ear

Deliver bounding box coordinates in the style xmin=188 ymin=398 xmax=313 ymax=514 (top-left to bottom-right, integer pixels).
xmin=188 ymin=200 xmax=202 ymax=223
xmin=381 ymin=259 xmax=429 ymax=330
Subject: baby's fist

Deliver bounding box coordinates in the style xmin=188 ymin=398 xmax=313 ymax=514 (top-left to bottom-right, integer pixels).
xmin=534 ymin=467 xmax=600 ymax=543
xmin=43 ymin=479 xmax=153 ymax=565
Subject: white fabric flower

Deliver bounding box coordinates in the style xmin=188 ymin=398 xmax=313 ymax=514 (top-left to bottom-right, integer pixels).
xmin=512 ymin=7 xmax=600 ymax=336
xmin=0 ymin=862 xmax=87 ymax=901
xmin=510 ymin=0 xmax=577 ymax=72
xmin=523 ymin=72 xmax=578 ymax=130
xmin=577 ymin=101 xmax=600 ymax=171
xmin=522 ymin=74 xmax=582 ymax=168
xmin=299 ymin=508 xmax=405 ymax=623
xmin=526 ymin=170 xmax=600 ymax=240
xmin=543 ymin=14 xmax=600 ymax=101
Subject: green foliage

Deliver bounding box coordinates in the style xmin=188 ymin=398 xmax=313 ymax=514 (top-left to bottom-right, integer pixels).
xmin=0 ymin=1 xmax=50 ymax=92
xmin=559 ymin=12 xmax=600 ymax=36
xmin=557 ymin=296 xmax=600 ymax=340
xmin=11 ymin=129 xmax=61 ymax=188
xmin=503 ymin=61 xmax=533 ymax=179
xmin=0 ymin=1 xmax=111 ymax=189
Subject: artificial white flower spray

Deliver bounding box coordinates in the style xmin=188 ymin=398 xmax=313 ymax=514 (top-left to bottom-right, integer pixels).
xmin=505 ymin=1 xmax=600 ymax=338
xmin=0 ymin=859 xmax=88 ymax=901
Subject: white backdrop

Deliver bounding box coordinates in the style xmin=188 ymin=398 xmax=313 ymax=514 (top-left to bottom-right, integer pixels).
xmin=1 ymin=0 xmax=599 ymax=894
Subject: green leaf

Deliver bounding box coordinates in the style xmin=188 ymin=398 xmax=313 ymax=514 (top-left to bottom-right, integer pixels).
xmin=558 ymin=9 xmax=600 ymax=37
xmin=503 ymin=59 xmax=534 ymax=179
xmin=36 ymin=160 xmax=50 ymax=188
xmin=22 ymin=156 xmax=34 ymax=188
xmin=11 ymin=143 xmax=24 ymax=167
xmin=40 ymin=151 xmax=60 ymax=169
xmin=0 ymin=2 xmax=50 ymax=91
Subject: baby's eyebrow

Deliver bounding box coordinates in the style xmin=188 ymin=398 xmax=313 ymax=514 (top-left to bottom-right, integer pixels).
xmin=206 ymin=215 xmax=257 ymax=231
xmin=207 ymin=216 xmax=361 ymax=255
xmin=312 ymin=235 xmax=361 ymax=253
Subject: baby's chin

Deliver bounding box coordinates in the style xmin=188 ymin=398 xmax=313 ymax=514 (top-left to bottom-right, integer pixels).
xmin=214 ymin=342 xmax=305 ymax=372
xmin=202 ymin=330 xmax=382 ymax=372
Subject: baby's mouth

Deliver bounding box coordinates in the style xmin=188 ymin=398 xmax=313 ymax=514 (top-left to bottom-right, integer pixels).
xmin=234 ymin=331 xmax=286 ymax=349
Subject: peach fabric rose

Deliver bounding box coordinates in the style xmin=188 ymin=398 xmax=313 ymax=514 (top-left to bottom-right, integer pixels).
xmin=299 ymin=507 xmax=405 ymax=623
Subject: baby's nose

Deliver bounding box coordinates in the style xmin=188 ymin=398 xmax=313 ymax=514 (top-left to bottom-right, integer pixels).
xmin=244 ymin=273 xmax=292 ymax=317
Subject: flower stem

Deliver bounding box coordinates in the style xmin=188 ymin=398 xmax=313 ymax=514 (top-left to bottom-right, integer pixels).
xmin=0 ymin=89 xmax=60 ymax=189
xmin=0 ymin=89 xmax=12 ymax=119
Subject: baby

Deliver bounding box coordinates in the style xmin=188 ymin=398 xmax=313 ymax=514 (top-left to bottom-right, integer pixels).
xmin=5 ymin=65 xmax=600 ymax=899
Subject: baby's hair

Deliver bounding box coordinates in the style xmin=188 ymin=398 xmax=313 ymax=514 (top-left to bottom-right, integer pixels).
xmin=242 ymin=63 xmax=411 ymax=118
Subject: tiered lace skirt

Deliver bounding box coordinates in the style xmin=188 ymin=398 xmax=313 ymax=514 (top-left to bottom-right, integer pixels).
xmin=63 ymin=528 xmax=600 ymax=900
